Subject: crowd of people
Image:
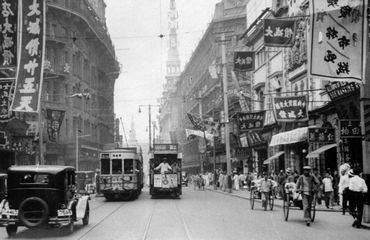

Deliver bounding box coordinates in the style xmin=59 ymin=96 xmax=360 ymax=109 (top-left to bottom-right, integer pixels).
xmin=187 ymin=161 xmax=368 ymax=228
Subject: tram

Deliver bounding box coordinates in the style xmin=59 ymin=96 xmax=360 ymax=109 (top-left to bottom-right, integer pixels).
xmin=99 ymin=147 xmax=143 ymax=201
xmin=149 ymin=144 xmax=182 ymax=198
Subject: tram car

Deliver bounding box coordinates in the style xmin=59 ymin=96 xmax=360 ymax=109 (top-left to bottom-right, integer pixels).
xmin=99 ymin=147 xmax=144 ymax=201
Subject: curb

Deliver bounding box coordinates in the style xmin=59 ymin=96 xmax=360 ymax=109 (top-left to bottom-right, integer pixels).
xmin=205 ymin=188 xmax=343 ymax=213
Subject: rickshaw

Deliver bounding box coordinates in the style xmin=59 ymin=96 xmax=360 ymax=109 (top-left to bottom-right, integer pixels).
xmin=249 ymin=179 xmax=276 ymax=211
xmin=283 ymin=182 xmax=316 ymax=222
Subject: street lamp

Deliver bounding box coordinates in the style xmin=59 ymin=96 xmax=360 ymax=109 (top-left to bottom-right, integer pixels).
xmin=138 ymin=104 xmax=160 ymax=152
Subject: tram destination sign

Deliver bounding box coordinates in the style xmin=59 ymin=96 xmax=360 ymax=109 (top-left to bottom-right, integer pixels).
xmin=153 ymin=144 xmax=178 ymax=153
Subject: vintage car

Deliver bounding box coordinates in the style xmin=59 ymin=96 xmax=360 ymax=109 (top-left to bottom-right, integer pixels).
xmin=0 ymin=165 xmax=90 ymax=237
xmin=0 ymin=174 xmax=6 ymax=202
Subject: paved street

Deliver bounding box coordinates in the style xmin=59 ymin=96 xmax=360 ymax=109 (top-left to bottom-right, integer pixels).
xmin=0 ymin=186 xmax=369 ymax=240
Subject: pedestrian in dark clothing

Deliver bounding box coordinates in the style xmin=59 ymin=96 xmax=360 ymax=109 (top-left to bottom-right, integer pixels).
xmin=348 ymin=168 xmax=368 ymax=228
xmin=333 ymin=170 xmax=340 ymax=205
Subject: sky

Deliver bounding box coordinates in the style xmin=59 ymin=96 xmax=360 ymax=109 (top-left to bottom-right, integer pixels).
xmin=105 ymin=0 xmax=220 ymax=143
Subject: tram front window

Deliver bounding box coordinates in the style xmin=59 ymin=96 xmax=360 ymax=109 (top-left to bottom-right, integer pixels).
xmin=101 ymin=159 xmax=110 ymax=174
xmin=112 ymin=159 xmax=122 ymax=174
xmin=124 ymin=159 xmax=134 ymax=174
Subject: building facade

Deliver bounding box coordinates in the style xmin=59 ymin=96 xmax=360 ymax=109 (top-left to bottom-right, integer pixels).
xmin=0 ymin=0 xmax=119 ymax=172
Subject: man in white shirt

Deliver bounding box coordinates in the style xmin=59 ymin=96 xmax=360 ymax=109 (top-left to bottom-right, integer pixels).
xmin=154 ymin=158 xmax=172 ymax=174
xmin=339 ymin=170 xmax=351 ymax=215
xmin=322 ymin=172 xmax=334 ymax=209
xmin=349 ymin=168 xmax=368 ymax=228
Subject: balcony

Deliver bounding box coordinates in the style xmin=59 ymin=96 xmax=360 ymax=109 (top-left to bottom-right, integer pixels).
xmin=46 ymin=0 xmax=116 ymax=61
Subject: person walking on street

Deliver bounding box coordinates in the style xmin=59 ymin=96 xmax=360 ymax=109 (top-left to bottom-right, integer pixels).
xmin=339 ymin=169 xmax=351 ymax=215
xmin=296 ymin=166 xmax=320 ymax=226
xmin=260 ymin=173 xmax=273 ymax=210
xmin=322 ymin=172 xmax=334 ymax=209
xmin=348 ymin=168 xmax=368 ymax=228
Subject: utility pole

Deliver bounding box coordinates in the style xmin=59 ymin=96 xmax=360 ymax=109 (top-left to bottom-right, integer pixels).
xmin=139 ymin=104 xmax=160 ymax=152
xmin=221 ymin=33 xmax=232 ymax=193
xmin=38 ymin=107 xmax=44 ymax=165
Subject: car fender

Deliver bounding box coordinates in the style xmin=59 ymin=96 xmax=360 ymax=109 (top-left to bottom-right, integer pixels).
xmin=75 ymin=195 xmax=89 ymax=220
xmin=0 ymin=199 xmax=7 ymax=211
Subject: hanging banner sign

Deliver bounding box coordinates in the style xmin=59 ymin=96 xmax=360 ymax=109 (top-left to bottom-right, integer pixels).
xmin=46 ymin=109 xmax=65 ymax=142
xmin=339 ymin=119 xmax=362 ymax=138
xmin=264 ymin=19 xmax=296 ymax=47
xmin=234 ymin=147 xmax=250 ymax=158
xmin=273 ymin=95 xmax=308 ymax=122
xmin=308 ymin=128 xmax=336 ymax=143
xmin=309 ymin=0 xmax=367 ymax=83
xmin=0 ymin=80 xmax=15 ymax=122
xmin=187 ymin=113 xmax=206 ymax=131
xmin=236 ymin=111 xmax=265 ymax=132
xmin=11 ymin=0 xmax=46 ymax=113
xmin=233 ymin=51 xmax=255 ymax=72
xmin=325 ymin=81 xmax=360 ymax=101
xmin=0 ymin=0 xmax=18 ymax=68
xmin=247 ymin=131 xmax=266 ymax=147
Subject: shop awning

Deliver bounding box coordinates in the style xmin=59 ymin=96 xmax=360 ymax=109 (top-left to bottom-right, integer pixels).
xmin=263 ymin=151 xmax=284 ymax=164
xmin=306 ymin=143 xmax=337 ymax=158
xmin=269 ymin=127 xmax=308 ymax=146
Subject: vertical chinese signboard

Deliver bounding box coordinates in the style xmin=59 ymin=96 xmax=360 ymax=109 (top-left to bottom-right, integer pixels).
xmin=264 ymin=19 xmax=296 ymax=47
xmin=0 ymin=80 xmax=14 ymax=122
xmin=46 ymin=109 xmax=65 ymax=142
xmin=11 ymin=0 xmax=45 ymax=113
xmin=0 ymin=0 xmax=18 ymax=68
xmin=310 ymin=0 xmax=367 ymax=82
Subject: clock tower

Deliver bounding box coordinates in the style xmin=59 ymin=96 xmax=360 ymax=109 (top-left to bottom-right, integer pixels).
xmin=166 ymin=0 xmax=181 ymax=80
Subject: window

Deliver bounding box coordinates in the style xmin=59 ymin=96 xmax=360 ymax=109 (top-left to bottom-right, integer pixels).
xmin=101 ymin=159 xmax=110 ymax=174
xmin=256 ymin=48 xmax=267 ymax=68
xmin=124 ymin=159 xmax=134 ymax=174
xmin=20 ymin=173 xmax=50 ymax=184
xmin=112 ymin=159 xmax=122 ymax=174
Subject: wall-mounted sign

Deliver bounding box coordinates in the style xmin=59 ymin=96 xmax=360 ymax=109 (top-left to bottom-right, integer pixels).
xmin=0 ymin=80 xmax=15 ymax=122
xmin=236 ymin=111 xmax=265 ymax=132
xmin=325 ymin=81 xmax=360 ymax=101
xmin=0 ymin=0 xmax=18 ymax=68
xmin=46 ymin=109 xmax=65 ymax=142
xmin=233 ymin=51 xmax=255 ymax=72
xmin=339 ymin=119 xmax=362 ymax=138
xmin=153 ymin=144 xmax=178 ymax=153
xmin=264 ymin=19 xmax=296 ymax=47
xmin=308 ymin=128 xmax=335 ymax=143
xmin=273 ymin=95 xmax=308 ymax=122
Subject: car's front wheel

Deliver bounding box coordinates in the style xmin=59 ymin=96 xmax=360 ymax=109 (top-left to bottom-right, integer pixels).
xmin=82 ymin=204 xmax=89 ymax=225
xmin=6 ymin=225 xmax=17 ymax=237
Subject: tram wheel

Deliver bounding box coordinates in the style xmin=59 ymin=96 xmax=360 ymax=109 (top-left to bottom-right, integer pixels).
xmin=250 ymin=189 xmax=255 ymax=210
xmin=283 ymin=194 xmax=290 ymax=221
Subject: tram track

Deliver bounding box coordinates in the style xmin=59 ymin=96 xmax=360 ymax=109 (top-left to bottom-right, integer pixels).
xmin=141 ymin=198 xmax=192 ymax=240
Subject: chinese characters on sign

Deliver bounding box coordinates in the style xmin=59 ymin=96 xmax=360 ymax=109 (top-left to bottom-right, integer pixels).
xmin=273 ymin=95 xmax=308 ymax=122
xmin=233 ymin=51 xmax=255 ymax=72
xmin=247 ymin=131 xmax=265 ymax=147
xmin=264 ymin=19 xmax=296 ymax=47
xmin=308 ymin=128 xmax=336 ymax=143
xmin=11 ymin=0 xmax=45 ymax=113
xmin=325 ymin=81 xmax=360 ymax=101
xmin=0 ymin=0 xmax=17 ymax=67
xmin=46 ymin=109 xmax=65 ymax=142
xmin=236 ymin=111 xmax=265 ymax=132
xmin=0 ymin=80 xmax=14 ymax=122
xmin=339 ymin=119 xmax=362 ymax=138
xmin=310 ymin=0 xmax=366 ymax=82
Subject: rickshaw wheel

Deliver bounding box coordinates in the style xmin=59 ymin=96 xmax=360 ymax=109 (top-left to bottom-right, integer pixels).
xmin=283 ymin=193 xmax=290 ymax=221
xmin=250 ymin=189 xmax=255 ymax=210
xmin=269 ymin=194 xmax=274 ymax=211
xmin=311 ymin=206 xmax=316 ymax=222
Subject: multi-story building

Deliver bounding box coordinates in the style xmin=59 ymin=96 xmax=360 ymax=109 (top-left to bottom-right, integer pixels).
xmin=0 ymin=0 xmax=119 ymax=172
xmin=160 ymin=0 xmax=250 ymax=174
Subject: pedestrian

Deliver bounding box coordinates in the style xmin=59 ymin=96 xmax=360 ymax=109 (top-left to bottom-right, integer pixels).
xmin=339 ymin=169 xmax=351 ymax=215
xmin=296 ymin=166 xmax=320 ymax=226
xmin=312 ymin=168 xmax=323 ymax=205
xmin=95 ymin=169 xmax=101 ymax=196
xmin=348 ymin=168 xmax=368 ymax=228
xmin=233 ymin=173 xmax=240 ymax=190
xmin=277 ymin=170 xmax=286 ymax=199
xmin=260 ymin=173 xmax=273 ymax=210
xmin=333 ymin=170 xmax=340 ymax=205
xmin=322 ymin=172 xmax=334 ymax=209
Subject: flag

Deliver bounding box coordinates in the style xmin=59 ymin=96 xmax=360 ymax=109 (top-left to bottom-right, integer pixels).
xmin=187 ymin=113 xmax=206 ymax=131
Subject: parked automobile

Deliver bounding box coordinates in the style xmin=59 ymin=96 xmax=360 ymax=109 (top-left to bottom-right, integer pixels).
xmin=0 ymin=165 xmax=90 ymax=237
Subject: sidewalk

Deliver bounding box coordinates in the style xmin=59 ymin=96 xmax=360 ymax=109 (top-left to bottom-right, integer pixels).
xmin=205 ymin=185 xmax=343 ymax=213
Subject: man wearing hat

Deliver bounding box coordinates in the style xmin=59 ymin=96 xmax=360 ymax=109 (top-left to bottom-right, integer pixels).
xmin=339 ymin=168 xmax=352 ymax=215
xmin=296 ymin=166 xmax=320 ymax=226
xmin=348 ymin=168 xmax=368 ymax=228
